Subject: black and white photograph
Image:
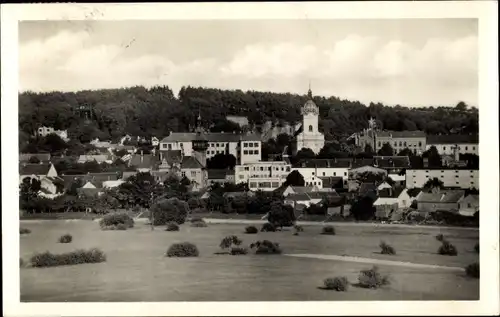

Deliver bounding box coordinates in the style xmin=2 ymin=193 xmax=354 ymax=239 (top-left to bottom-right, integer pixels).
xmin=2 ymin=1 xmax=499 ymax=316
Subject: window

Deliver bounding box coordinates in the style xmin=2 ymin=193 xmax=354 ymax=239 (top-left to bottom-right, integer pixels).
xmin=162 ymin=144 xmax=167 ymax=149
xmin=309 ymin=125 xmax=313 ymax=132
xmin=254 ymin=150 xmax=259 ymax=155
xmin=394 ymin=142 xmax=397 ymax=147
xmin=312 ymin=172 xmax=315 ymax=176
xmin=465 ymin=146 xmax=468 ymax=151
xmin=441 ymin=175 xmax=444 ymax=178
xmin=243 ymin=150 xmax=248 ymax=155
xmin=333 ymin=172 xmax=337 ymax=176
xmin=458 ymin=146 xmax=461 ymax=150
xmin=260 ymin=167 xmax=264 ymax=171
xmin=271 ymin=182 xmax=279 ymax=188
xmin=281 ymin=167 xmax=284 ymax=171
xmin=399 ymin=141 xmax=402 ymax=147
xmin=211 ymin=151 xmax=215 ymax=155
xmin=181 ymin=172 xmax=186 ymax=177
xmin=322 ymin=172 xmax=325 ymax=176
xmin=245 ymin=167 xmax=249 ymax=171
xmin=378 ymin=142 xmax=381 ymax=147
xmin=191 ymin=171 xmax=197 ymax=177
xmin=472 ymin=146 xmax=476 ymax=150
xmin=418 ymin=141 xmax=422 ymax=147
xmin=249 ymin=143 xmax=254 ymax=148
xmin=249 ymin=182 xmax=257 ymax=188
xmin=254 ymin=142 xmax=258 ymax=147
xmin=456 ymin=182 xmax=459 ymax=185
xmin=248 ymin=150 xmax=253 ymax=155
xmin=206 ymin=151 xmax=210 ymax=154
xmin=239 ymin=175 xmax=244 ymax=179
xmin=167 ymin=144 xmax=172 ymax=150
xmin=467 ymin=203 xmax=471 ymax=208
xmin=286 ymin=167 xmax=291 ymax=172
xmin=443 ymin=146 xmax=446 ymax=151
xmin=313 ymin=182 xmax=316 ymax=185
xmin=344 ymin=172 xmax=347 ymax=176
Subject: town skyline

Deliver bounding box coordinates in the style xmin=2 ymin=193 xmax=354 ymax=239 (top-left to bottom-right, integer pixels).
xmin=19 ymin=19 xmax=478 ymax=108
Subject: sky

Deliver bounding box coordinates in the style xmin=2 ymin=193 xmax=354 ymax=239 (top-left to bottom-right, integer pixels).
xmin=19 ymin=19 xmax=478 ymax=107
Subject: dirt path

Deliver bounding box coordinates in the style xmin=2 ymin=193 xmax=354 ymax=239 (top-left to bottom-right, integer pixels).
xmin=284 ymin=254 xmax=464 ymax=271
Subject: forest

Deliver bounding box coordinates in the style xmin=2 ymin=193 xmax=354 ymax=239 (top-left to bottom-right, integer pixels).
xmin=19 ymin=85 xmax=479 ymax=149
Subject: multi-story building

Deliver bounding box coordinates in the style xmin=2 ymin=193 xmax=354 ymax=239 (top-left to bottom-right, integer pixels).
xmin=295 ymin=88 xmax=325 ymax=155
xmin=160 ymin=132 xmax=261 ymax=165
xmin=375 ymin=130 xmax=427 ymax=155
xmin=405 ymin=168 xmax=479 ymax=189
xmin=36 ymin=126 xmax=69 ymax=141
xmin=235 ymin=160 xmax=291 ymax=191
xmin=426 ymin=134 xmax=479 ymax=155
xmin=291 ymin=159 xmax=350 ymax=188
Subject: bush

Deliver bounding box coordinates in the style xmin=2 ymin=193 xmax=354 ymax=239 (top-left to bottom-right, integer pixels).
xmin=438 ymin=240 xmax=458 ymax=256
xmin=465 ymin=262 xmax=479 ymax=278
xmin=230 ymin=247 xmax=248 ymax=255
xmin=435 ymin=233 xmax=445 ymax=242
xmin=165 ymin=222 xmax=180 ymax=231
xmin=474 ymin=242 xmax=479 ymax=253
xmin=99 ymin=212 xmax=134 ymax=230
xmin=190 ymin=219 xmax=208 ymax=227
xmin=220 ymin=235 xmax=243 ymax=249
xmin=323 ymin=277 xmax=349 ymax=291
xmin=261 ymin=222 xmax=276 ymax=232
xmin=30 ymin=248 xmax=106 ymax=267
xmin=166 ymin=242 xmax=199 ymax=257
xmin=321 ymin=225 xmax=336 ymax=235
xmin=150 ymin=198 xmax=189 ymax=225
xmin=58 ymin=234 xmax=73 ymax=243
xmin=245 ymin=225 xmax=258 ymax=234
xmin=379 ymin=241 xmax=396 ymax=255
xmin=357 ymin=266 xmax=390 ymax=289
xmin=190 ymin=207 xmax=208 ymax=214
xmin=250 ymin=240 xmax=282 ymax=254
xmin=20 ymin=258 xmax=25 ymax=267
xmin=20 ymin=228 xmax=31 ymax=234
xmin=294 ymin=224 xmax=304 ymax=232
xmin=190 ymin=216 xmax=204 ymax=223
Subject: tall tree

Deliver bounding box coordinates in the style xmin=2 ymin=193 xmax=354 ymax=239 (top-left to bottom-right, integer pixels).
xmin=378 ymin=142 xmax=394 ymax=156
xmin=284 ymin=170 xmax=305 ymax=187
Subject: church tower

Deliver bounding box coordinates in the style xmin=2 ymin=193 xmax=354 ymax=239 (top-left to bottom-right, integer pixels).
xmin=295 ymin=85 xmax=325 ymax=154
xmin=191 ymin=111 xmax=208 ymax=168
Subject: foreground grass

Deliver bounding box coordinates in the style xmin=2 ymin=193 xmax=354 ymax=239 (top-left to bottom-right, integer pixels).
xmin=20 ymin=221 xmax=479 ymax=301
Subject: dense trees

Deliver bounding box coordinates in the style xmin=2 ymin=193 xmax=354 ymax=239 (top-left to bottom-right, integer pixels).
xmin=19 ymin=86 xmax=478 ymax=146
xmin=284 ymin=170 xmax=305 ymax=187
xmin=206 ymin=154 xmax=237 ymax=170
xmin=378 ymin=143 xmax=394 ymax=156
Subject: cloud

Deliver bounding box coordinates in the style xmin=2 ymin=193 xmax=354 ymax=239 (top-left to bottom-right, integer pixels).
xmin=19 ymin=30 xmax=477 ymax=107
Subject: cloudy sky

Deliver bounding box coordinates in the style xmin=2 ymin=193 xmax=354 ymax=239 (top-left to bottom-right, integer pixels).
xmin=19 ymin=19 xmax=478 ymax=107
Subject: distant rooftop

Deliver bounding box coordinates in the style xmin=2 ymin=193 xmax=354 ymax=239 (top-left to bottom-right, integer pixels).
xmin=377 ymin=130 xmax=426 ymax=138
xmin=427 ymin=134 xmax=479 ymax=145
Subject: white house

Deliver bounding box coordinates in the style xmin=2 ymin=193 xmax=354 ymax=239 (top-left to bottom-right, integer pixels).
xmin=406 ymin=168 xmax=479 ymax=189
xmin=457 ymin=194 xmax=479 ymax=216
xmin=235 ymin=161 xmax=291 ymax=191
xmin=426 ymin=134 xmax=479 ymax=156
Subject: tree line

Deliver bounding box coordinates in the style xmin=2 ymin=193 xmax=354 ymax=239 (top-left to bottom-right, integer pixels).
xmin=19 ymin=85 xmax=478 ymax=149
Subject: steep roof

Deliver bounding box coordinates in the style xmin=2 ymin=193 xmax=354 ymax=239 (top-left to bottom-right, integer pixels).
xmin=129 ymin=154 xmax=158 ymax=169
xmin=427 ymin=134 xmax=479 ymax=145
xmin=378 ymin=187 xmax=404 ymax=198
xmin=407 ymin=188 xmax=422 ymax=198
xmin=290 ymin=186 xmax=317 ymax=194
xmin=181 ymin=156 xmax=203 ymax=169
xmin=294 ymin=159 xmax=351 ymax=168
xmin=374 ymin=156 xmax=411 ymax=169
xmin=417 ymin=192 xmax=443 ymax=203
xmin=440 ymin=190 xmax=465 ymax=203
xmin=78 ymin=155 xmax=110 ymax=163
xmin=318 ymin=176 xmax=343 ymax=189
xmin=377 ymin=130 xmax=426 ymax=138
xmin=285 ymin=193 xmax=311 ymax=201
xmin=19 ymin=163 xmax=52 ymax=176
xmin=19 ymin=153 xmax=51 ymax=162
xmin=77 ymin=187 xmax=101 ymax=198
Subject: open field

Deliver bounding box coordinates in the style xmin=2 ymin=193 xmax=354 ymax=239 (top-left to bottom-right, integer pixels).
xmin=20 ymin=220 xmax=479 ymax=301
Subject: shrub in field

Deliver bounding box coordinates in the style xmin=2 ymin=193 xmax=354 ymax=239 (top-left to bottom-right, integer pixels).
xmin=321 ymin=225 xmax=336 ymax=235
xmin=230 ymin=247 xmax=248 ymax=255
xmin=58 ymin=234 xmax=73 ymax=243
xmin=261 ymin=222 xmax=276 ymax=232
xmin=190 ymin=216 xmax=204 ymax=223
xmin=294 ymin=224 xmax=304 ymax=232
xmin=99 ymin=212 xmax=134 ymax=230
xmin=379 ymin=241 xmax=396 ymax=255
xmin=438 ymin=240 xmax=458 ymax=256
xmin=245 ymin=225 xmax=258 ymax=234
xmin=20 ymin=228 xmax=31 ymax=235
xmin=357 ymin=266 xmax=390 ymax=289
xmin=435 ymin=233 xmax=445 ymax=242
xmin=166 ymin=242 xmax=199 ymax=257
xmin=30 ymin=248 xmax=106 ymax=267
xmin=323 ymin=277 xmax=349 ymax=291
xmin=250 ymin=240 xmax=282 ymax=254
xmin=20 ymin=258 xmax=25 ymax=267
xmin=190 ymin=219 xmax=208 ymax=227
xmin=474 ymin=242 xmax=479 ymax=253
xmin=165 ymin=222 xmax=180 ymax=231
xmin=151 ymin=198 xmax=189 ymax=225
xmin=220 ymin=235 xmax=243 ymax=250
xmin=465 ymin=262 xmax=479 ymax=278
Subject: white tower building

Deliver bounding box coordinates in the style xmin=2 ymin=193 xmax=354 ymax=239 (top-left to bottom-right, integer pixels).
xmin=295 ymin=87 xmax=325 ymax=154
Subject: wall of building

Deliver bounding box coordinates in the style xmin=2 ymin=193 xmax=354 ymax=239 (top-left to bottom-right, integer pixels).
xmin=240 ymin=140 xmax=261 ymax=165
xmin=417 ymin=202 xmax=459 ymax=212
xmin=235 ymin=161 xmax=291 ymax=190
xmin=376 ymin=137 xmax=426 ymax=154
xmin=426 ymin=143 xmax=479 ymax=155
xmin=292 ymin=167 xmax=349 ymax=180
xmin=406 ymin=169 xmax=479 ymax=189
